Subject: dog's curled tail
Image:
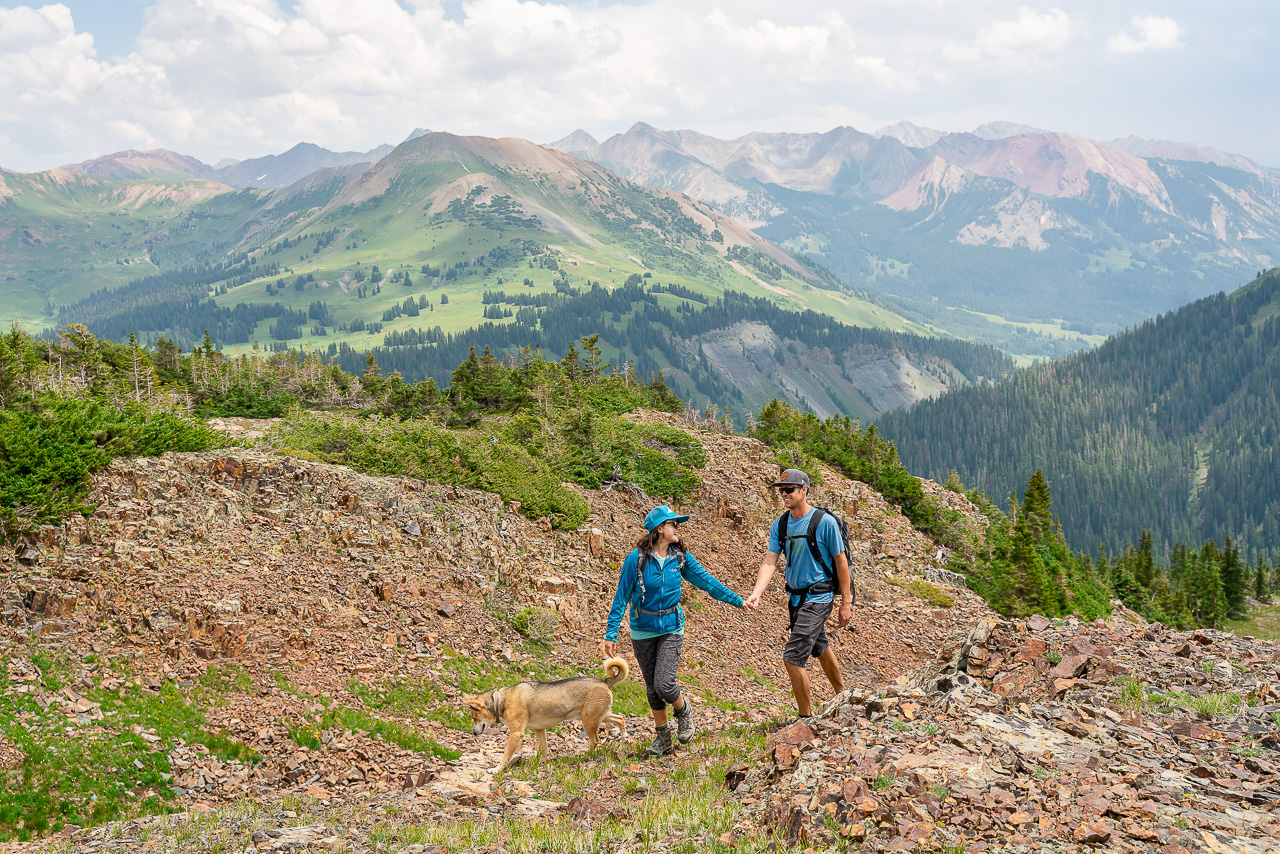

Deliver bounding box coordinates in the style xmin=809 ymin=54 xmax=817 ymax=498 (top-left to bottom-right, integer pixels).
xmin=602 ymin=656 xmax=629 ymax=687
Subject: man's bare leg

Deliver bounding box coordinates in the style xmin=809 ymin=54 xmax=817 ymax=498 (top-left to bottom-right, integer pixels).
xmin=817 ymin=647 xmax=844 ymax=694
xmin=784 ymin=662 xmax=812 ymax=716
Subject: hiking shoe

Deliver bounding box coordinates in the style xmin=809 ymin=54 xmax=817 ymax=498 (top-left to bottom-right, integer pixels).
xmin=674 ymin=701 xmax=695 ymax=744
xmin=795 ymin=714 xmax=817 ymax=729
xmin=645 ymin=726 xmax=674 ymax=758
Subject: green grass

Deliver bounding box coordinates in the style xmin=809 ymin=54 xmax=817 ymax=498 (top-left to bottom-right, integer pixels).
xmin=1116 ymin=676 xmax=1149 ymax=715
xmin=0 ymin=649 xmax=259 ymax=841
xmin=270 ymin=674 xmax=459 ymax=760
xmin=885 ymin=577 xmax=953 ymax=608
xmin=1149 ymin=689 xmax=1247 ymax=718
xmin=192 ymin=664 xmax=255 ymax=706
xmin=30 ymin=720 xmax=793 ymax=852
xmin=315 ymin=707 xmax=459 ymax=760
xmin=1224 ymin=602 xmax=1280 ymax=640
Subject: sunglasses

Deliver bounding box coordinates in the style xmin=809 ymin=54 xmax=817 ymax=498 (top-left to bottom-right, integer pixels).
xmin=779 ymin=485 xmax=801 ymax=495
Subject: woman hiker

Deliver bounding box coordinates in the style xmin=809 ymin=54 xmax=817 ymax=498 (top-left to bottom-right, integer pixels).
xmin=601 ymin=505 xmax=746 ymax=757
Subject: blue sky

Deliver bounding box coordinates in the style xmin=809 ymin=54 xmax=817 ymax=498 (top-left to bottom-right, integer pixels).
xmin=1 ymin=1 xmax=1276 ymax=171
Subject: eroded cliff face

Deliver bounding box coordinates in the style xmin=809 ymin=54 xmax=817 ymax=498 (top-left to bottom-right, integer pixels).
xmin=677 ymin=320 xmax=967 ymax=422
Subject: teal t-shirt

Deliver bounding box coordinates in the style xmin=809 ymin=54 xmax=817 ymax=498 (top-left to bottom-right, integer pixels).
xmin=769 ymin=509 xmax=844 ymax=605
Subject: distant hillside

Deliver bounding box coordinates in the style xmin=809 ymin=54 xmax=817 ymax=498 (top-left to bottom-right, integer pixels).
xmin=61 ymin=142 xmax=394 ymax=190
xmin=878 ymin=268 xmax=1280 ymax=564
xmin=555 ymin=123 xmax=1280 ymax=357
xmin=4 ymin=132 xmax=1012 ymax=418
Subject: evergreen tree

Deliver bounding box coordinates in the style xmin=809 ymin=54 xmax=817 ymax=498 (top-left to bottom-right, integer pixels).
xmin=1190 ymin=542 xmax=1225 ymax=627
xmin=1021 ymin=469 xmax=1053 ymax=542
xmin=1005 ymin=513 xmax=1054 ymax=617
xmin=1254 ymin=557 xmax=1271 ymax=604
xmin=1220 ymin=538 xmax=1248 ymax=619
xmin=1134 ymin=531 xmax=1156 ymax=589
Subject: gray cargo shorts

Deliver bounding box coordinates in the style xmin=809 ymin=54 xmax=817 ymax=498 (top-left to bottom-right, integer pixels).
xmin=783 ymin=600 xmax=833 ymax=665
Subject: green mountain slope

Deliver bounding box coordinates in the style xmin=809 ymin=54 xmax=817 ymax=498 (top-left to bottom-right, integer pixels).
xmin=0 ymin=169 xmax=250 ymax=323
xmin=878 ymin=268 xmax=1280 ymax=563
xmin=565 ymin=124 xmax=1280 ymax=358
xmin=3 ymin=133 xmax=1012 ymax=419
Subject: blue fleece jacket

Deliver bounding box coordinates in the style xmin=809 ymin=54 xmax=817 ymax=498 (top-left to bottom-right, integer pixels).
xmin=605 ymin=548 xmax=744 ymax=641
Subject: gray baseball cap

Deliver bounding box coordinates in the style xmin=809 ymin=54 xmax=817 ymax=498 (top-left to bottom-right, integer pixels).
xmin=770 ymin=468 xmax=811 ymax=488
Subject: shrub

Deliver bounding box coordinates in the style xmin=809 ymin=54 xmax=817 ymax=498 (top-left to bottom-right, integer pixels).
xmin=885 ymin=576 xmax=954 ymax=608
xmin=510 ymin=606 xmax=561 ymax=647
xmin=0 ymin=398 xmax=219 ymax=537
xmin=271 ymin=413 xmax=589 ymax=528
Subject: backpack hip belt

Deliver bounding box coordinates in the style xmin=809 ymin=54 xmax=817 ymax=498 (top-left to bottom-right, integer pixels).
xmin=784 ymin=579 xmax=834 ymax=629
xmin=637 ymin=604 xmax=681 ymax=617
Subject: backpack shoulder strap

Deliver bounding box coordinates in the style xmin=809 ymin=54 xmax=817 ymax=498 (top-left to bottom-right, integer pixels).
xmin=774 ymin=512 xmax=789 ymax=555
xmin=632 ymin=550 xmax=649 ymax=604
xmin=805 ymin=508 xmax=835 ymax=581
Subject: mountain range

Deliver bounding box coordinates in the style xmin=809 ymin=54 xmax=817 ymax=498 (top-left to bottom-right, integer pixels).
xmin=4 ymin=130 xmax=1013 ymax=420
xmin=26 ymin=117 xmax=1279 ymax=356
xmin=547 ymin=122 xmax=1280 ymax=347
xmin=2 ymin=119 xmax=1277 ymax=418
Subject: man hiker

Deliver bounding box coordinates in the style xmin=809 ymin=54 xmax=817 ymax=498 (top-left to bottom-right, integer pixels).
xmin=745 ymin=468 xmax=851 ymax=722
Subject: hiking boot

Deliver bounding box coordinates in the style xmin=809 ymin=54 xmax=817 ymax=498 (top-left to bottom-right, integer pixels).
xmin=645 ymin=726 xmax=674 ymax=758
xmin=674 ymin=701 xmax=695 ymax=744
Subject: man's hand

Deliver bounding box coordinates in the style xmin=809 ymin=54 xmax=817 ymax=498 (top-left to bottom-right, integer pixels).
xmin=745 ymin=592 xmax=762 ymax=611
xmin=838 ymin=601 xmax=851 ymax=628
xmin=601 ymin=640 xmax=617 ymax=658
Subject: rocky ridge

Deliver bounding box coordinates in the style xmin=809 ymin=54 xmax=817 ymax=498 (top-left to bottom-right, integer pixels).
xmin=4 ymin=413 xmax=1276 ymax=852
xmin=736 ymin=613 xmax=1280 ymax=853
xmin=1 ymin=412 xmax=987 ymax=851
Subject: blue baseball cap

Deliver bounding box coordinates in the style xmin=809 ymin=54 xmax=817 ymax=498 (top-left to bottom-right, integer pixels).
xmin=644 ymin=505 xmax=690 ymax=531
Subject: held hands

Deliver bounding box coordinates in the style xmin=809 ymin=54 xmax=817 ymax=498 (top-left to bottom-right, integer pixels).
xmin=744 ymin=592 xmax=762 ymax=611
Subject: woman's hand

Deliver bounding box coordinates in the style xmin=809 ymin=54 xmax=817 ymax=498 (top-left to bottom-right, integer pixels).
xmin=601 ymin=640 xmax=617 ymax=658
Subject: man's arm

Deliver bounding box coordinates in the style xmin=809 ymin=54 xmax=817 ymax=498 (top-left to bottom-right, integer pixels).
xmin=745 ymin=551 xmax=779 ymax=611
xmin=834 ymin=550 xmax=852 ymax=627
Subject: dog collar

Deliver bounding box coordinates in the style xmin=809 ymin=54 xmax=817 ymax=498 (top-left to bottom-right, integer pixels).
xmin=489 ymin=688 xmax=504 ymax=725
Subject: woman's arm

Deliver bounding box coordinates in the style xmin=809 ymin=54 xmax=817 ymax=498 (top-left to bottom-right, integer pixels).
xmin=680 ymin=552 xmax=745 ymax=608
xmin=604 ymin=551 xmax=638 ymax=642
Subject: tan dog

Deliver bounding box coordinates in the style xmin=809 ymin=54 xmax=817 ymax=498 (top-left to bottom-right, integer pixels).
xmin=464 ymin=657 xmax=629 ymax=771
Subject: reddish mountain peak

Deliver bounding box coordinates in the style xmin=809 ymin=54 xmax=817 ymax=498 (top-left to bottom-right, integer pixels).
xmin=61 ymin=149 xmax=215 ymax=182
xmin=930 ymin=132 xmax=1169 ymax=208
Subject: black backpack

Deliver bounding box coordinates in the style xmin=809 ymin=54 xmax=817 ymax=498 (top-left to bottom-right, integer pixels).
xmin=774 ymin=507 xmax=855 ymax=624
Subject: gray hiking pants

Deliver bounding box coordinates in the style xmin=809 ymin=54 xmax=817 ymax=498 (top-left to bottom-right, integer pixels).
xmin=632 ymin=633 xmax=684 ymax=711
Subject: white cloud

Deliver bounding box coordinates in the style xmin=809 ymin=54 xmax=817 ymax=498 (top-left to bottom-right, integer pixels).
xmin=941 ymin=6 xmax=1075 ymax=65
xmin=1108 ymin=15 xmax=1183 ymax=54
xmin=0 ymin=0 xmax=920 ymax=169
xmin=0 ymin=4 xmax=105 ymax=115
xmin=0 ymin=1 xmax=1269 ymax=170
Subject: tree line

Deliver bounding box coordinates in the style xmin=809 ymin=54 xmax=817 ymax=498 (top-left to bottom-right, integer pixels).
xmin=879 ymin=269 xmax=1280 ymax=566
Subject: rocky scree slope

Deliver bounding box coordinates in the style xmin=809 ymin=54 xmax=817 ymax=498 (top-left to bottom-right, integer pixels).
xmin=0 ymin=413 xmax=988 ymax=849
xmin=736 ymin=613 xmax=1280 ymax=853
